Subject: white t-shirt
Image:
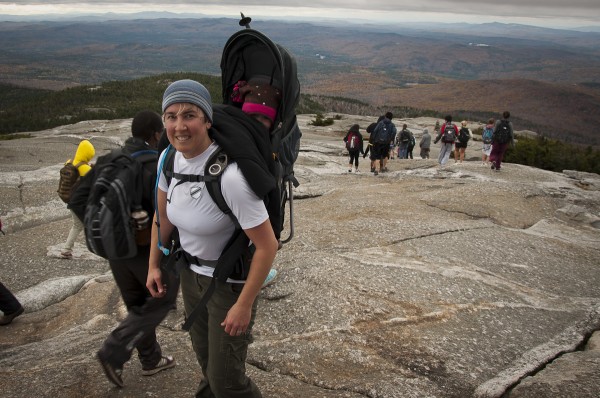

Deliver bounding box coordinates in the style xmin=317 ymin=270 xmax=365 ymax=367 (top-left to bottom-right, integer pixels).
xmin=157 ymin=143 xmax=268 ymax=279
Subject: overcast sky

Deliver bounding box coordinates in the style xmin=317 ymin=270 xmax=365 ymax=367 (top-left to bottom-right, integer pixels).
xmin=1 ymin=1 xmax=599 ymax=28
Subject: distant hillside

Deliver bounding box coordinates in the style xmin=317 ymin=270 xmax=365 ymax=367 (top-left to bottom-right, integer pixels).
xmin=1 ymin=17 xmax=599 ymax=146
xmin=304 ymin=77 xmax=600 ymax=146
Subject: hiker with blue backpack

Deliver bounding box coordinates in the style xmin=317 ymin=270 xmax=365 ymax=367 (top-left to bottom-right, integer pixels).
xmin=370 ymin=112 xmax=396 ymax=175
xmin=481 ymin=118 xmax=495 ymax=165
xmin=490 ymin=111 xmax=515 ymax=171
xmin=147 ymin=79 xmax=279 ymax=397
xmin=433 ymin=114 xmax=459 ymax=168
xmin=70 ymin=110 xmax=176 ymax=388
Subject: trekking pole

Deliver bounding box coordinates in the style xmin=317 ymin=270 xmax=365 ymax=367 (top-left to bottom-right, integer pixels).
xmin=281 ymin=178 xmax=295 ymax=244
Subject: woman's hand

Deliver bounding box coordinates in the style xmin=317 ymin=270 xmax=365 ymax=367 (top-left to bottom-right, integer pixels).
xmin=221 ymin=301 xmax=252 ymax=336
xmin=146 ymin=265 xmax=166 ymax=298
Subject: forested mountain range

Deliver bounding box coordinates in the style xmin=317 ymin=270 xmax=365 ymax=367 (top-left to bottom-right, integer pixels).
xmin=1 ymin=16 xmax=599 ymax=146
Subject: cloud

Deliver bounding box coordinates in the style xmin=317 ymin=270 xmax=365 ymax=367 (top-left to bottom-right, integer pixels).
xmin=1 ymin=1 xmax=599 ymax=27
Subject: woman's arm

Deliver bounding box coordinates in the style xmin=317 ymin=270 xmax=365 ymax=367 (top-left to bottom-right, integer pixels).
xmin=220 ymin=219 xmax=278 ymax=336
xmin=147 ymin=187 xmax=174 ymax=298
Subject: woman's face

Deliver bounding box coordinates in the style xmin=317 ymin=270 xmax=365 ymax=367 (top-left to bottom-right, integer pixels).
xmin=163 ymin=103 xmax=212 ymax=158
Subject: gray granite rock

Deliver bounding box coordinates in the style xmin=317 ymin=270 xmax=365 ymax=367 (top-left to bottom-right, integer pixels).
xmin=0 ymin=114 xmax=598 ymax=397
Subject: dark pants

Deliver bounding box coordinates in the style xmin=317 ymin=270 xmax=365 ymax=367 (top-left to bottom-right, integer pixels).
xmin=180 ymin=267 xmax=261 ymax=398
xmin=490 ymin=142 xmax=510 ymax=169
xmin=98 ymin=245 xmax=179 ymax=369
xmin=372 ymin=143 xmax=388 ymax=160
xmin=348 ymin=150 xmax=360 ymax=168
xmin=0 ymin=281 xmax=22 ymax=315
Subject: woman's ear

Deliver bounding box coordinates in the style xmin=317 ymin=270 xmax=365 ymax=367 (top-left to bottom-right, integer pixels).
xmin=206 ymin=121 xmax=212 ymax=129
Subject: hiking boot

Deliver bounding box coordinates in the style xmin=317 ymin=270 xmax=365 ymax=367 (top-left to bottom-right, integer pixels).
xmin=97 ymin=352 xmax=124 ymax=388
xmin=370 ymin=167 xmax=375 ymax=173
xmin=262 ymin=269 xmax=278 ymax=288
xmin=348 ymin=169 xmax=352 ymax=173
xmin=59 ymin=251 xmax=72 ymax=259
xmin=141 ymin=355 xmax=175 ymax=376
xmin=0 ymin=306 xmax=24 ymax=326
xmin=490 ymin=162 xmax=496 ymax=170
xmin=374 ymin=170 xmax=379 ymax=176
xmin=355 ymin=169 xmax=360 ymax=173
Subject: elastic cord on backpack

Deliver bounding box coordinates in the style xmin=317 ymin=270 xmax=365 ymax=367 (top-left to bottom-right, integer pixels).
xmin=155 ymin=145 xmax=172 ymax=256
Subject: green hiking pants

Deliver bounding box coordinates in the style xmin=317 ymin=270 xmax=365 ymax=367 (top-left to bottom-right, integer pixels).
xmin=180 ymin=267 xmax=261 ymax=398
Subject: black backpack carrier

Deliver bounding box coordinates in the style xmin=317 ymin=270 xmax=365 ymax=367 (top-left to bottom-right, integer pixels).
xmin=220 ymin=21 xmax=302 ymax=243
xmin=157 ymin=15 xmax=302 ymax=331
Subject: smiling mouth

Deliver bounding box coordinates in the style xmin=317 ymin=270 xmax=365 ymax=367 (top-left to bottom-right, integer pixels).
xmin=175 ymin=135 xmax=191 ymax=142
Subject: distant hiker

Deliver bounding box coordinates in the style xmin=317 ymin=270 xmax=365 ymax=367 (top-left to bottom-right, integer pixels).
xmin=0 ymin=281 xmax=24 ymax=326
xmin=434 ymin=115 xmax=458 ymax=168
xmin=407 ymin=129 xmax=416 ymax=159
xmin=397 ymin=124 xmax=411 ymax=159
xmin=389 ymin=133 xmax=396 ymax=160
xmin=70 ymin=110 xmax=175 ymax=388
xmin=147 ymin=79 xmax=278 ymax=397
xmin=419 ymin=128 xmax=431 ymax=159
xmin=434 ymin=120 xmax=441 ymax=134
xmin=370 ymin=112 xmax=396 ymax=174
xmin=344 ymin=124 xmax=365 ymax=172
xmin=454 ymin=120 xmax=472 ymax=164
xmin=481 ymin=118 xmax=495 ymax=165
xmin=365 ymin=117 xmax=382 ymax=173
xmin=490 ymin=111 xmax=515 ymax=171
xmin=59 ymin=139 xmax=95 ymax=259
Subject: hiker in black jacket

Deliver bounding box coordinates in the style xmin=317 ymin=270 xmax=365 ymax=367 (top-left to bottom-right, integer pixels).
xmin=343 ymin=124 xmax=365 ymax=172
xmin=70 ymin=110 xmax=176 ymax=388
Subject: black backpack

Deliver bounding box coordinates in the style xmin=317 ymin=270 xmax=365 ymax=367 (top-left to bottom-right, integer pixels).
xmin=158 ymin=16 xmax=301 ymax=331
xmin=372 ymin=121 xmax=390 ymax=144
xmin=494 ymin=120 xmax=512 ymax=144
xmin=84 ymin=149 xmax=157 ymax=260
xmin=458 ymin=127 xmax=470 ymax=144
xmin=442 ymin=123 xmax=457 ymax=143
xmin=400 ymin=129 xmax=411 ymax=143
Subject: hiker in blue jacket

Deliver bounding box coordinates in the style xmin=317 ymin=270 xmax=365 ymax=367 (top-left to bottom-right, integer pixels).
xmin=371 ymin=112 xmax=396 ymax=175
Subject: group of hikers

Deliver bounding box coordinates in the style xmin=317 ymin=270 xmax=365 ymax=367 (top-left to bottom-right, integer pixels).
xmin=343 ymin=111 xmax=515 ymax=173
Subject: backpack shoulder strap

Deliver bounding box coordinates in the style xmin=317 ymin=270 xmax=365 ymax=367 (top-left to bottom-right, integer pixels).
xmin=204 ymin=148 xmax=234 ymax=218
xmin=161 ymin=145 xmax=232 ymax=216
xmin=131 ymin=149 xmax=158 ymax=162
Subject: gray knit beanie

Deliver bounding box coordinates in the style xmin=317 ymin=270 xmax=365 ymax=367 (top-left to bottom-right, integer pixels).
xmin=162 ymin=79 xmax=213 ymax=123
